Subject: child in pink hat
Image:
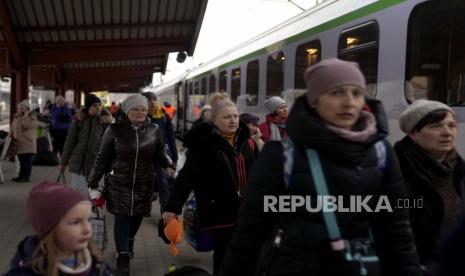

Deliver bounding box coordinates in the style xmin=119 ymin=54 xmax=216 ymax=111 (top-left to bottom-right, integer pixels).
xmin=5 ymin=181 xmax=112 ymax=275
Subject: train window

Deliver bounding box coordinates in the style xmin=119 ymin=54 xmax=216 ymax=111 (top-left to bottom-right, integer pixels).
xmin=219 ymin=70 xmax=227 ymax=92
xmin=338 ymin=21 xmax=379 ymax=97
xmin=267 ymin=51 xmax=285 ymax=99
xmin=209 ymin=74 xmax=216 ymax=94
xmin=188 ymin=82 xmax=193 ymax=95
xmin=201 ymin=78 xmax=207 ymax=95
xmin=231 ymin=67 xmax=241 ymax=102
xmin=246 ymin=60 xmax=259 ymax=106
xmin=406 ymin=0 xmax=465 ymax=106
xmin=295 ymin=40 xmax=321 ymax=89
xmin=194 ymin=80 xmax=199 ymax=95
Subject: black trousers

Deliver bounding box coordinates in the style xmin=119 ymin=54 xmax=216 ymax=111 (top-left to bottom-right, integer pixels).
xmin=17 ymin=153 xmax=33 ymax=180
xmin=51 ymin=128 xmax=68 ymax=154
xmin=210 ymin=226 xmax=235 ymax=274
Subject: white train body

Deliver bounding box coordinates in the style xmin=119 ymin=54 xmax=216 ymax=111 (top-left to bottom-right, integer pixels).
xmin=156 ymin=0 xmax=465 ymax=154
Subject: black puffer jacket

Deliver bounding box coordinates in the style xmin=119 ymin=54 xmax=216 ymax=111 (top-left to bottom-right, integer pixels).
xmin=220 ymin=96 xmax=421 ymax=276
xmin=88 ymin=118 xmax=170 ymax=217
xmin=165 ymin=121 xmax=255 ymax=229
xmin=394 ymin=136 xmax=465 ymax=264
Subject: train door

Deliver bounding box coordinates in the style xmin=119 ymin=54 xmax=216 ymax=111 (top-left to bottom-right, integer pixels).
xmin=175 ymin=81 xmax=185 ymax=137
xmin=405 ymin=0 xmax=465 ymax=106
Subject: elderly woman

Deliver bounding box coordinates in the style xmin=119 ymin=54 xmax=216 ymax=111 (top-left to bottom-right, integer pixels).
xmin=87 ymin=94 xmax=174 ymax=275
xmin=220 ymin=58 xmax=421 ymax=275
xmin=10 ymin=100 xmax=38 ymax=182
xmin=394 ymin=100 xmax=465 ymax=271
xmin=163 ymin=93 xmax=255 ymax=274
xmin=258 ymin=96 xmax=288 ymax=142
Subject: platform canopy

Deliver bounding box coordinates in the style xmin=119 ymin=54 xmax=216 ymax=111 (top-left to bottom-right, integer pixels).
xmin=0 ymin=0 xmax=208 ymax=110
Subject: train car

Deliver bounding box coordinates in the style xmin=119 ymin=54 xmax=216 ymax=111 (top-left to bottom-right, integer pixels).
xmin=156 ymin=0 xmax=465 ymax=154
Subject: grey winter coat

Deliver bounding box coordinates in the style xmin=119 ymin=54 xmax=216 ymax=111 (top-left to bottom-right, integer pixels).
xmin=60 ymin=109 xmax=112 ymax=178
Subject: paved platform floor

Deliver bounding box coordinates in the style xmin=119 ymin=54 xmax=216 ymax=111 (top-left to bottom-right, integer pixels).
xmin=0 ymin=161 xmax=212 ymax=275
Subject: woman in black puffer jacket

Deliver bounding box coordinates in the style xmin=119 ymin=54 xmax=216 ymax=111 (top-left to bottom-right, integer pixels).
xmin=87 ymin=94 xmax=173 ymax=275
xmin=220 ymin=58 xmax=421 ymax=276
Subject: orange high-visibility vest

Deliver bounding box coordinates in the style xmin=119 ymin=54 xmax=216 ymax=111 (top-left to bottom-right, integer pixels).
xmin=162 ymin=105 xmax=176 ymax=119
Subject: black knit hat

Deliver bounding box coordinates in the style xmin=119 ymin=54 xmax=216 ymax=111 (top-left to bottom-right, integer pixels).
xmin=141 ymin=92 xmax=157 ymax=101
xmin=84 ymin=94 xmax=101 ymax=110
xmin=240 ymin=113 xmax=259 ymax=125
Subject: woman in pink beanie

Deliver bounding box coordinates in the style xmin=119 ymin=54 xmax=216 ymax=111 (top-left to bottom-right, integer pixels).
xmin=220 ymin=58 xmax=422 ymax=275
xmin=4 ymin=181 xmax=112 ymax=276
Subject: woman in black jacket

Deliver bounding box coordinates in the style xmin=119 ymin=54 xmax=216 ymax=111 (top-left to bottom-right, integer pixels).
xmin=87 ymin=94 xmax=173 ymax=276
xmin=220 ymin=58 xmax=421 ymax=275
xmin=394 ymin=99 xmax=465 ymax=272
xmin=163 ymin=93 xmax=255 ymax=274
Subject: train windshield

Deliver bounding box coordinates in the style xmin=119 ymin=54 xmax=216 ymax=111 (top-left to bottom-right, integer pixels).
xmin=406 ymin=0 xmax=465 ymax=106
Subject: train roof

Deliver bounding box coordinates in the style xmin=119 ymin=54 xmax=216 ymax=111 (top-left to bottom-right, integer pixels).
xmin=183 ymin=0 xmax=408 ymax=80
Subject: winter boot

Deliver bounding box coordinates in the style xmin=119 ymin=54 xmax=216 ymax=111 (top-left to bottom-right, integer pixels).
xmin=116 ymin=252 xmax=130 ymax=276
xmin=128 ymin=238 xmax=135 ymax=258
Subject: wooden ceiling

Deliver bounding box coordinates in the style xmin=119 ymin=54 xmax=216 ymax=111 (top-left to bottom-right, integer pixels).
xmin=0 ymin=0 xmax=208 ymax=92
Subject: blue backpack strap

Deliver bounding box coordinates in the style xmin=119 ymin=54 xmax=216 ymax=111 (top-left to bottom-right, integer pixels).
xmin=305 ymin=149 xmax=345 ymax=251
xmin=374 ymin=140 xmax=387 ymax=173
xmin=282 ymin=138 xmax=295 ymax=190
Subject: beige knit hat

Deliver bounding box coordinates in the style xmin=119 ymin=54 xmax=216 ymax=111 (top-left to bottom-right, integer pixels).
xmin=398 ymin=99 xmax=453 ymax=133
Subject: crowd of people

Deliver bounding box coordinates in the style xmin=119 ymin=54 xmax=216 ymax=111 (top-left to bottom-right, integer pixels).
xmin=4 ymin=58 xmax=465 ymax=276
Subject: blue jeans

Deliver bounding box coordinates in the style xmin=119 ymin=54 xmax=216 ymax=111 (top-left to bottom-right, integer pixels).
xmin=155 ymin=164 xmax=170 ymax=213
xmin=114 ymin=214 xmax=143 ymax=253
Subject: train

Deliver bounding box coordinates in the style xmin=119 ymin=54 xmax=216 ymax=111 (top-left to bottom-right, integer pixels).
xmin=155 ymin=0 xmax=465 ymax=154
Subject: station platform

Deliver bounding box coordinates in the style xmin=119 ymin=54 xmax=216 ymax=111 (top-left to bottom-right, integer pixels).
xmin=0 ymin=159 xmax=212 ymax=275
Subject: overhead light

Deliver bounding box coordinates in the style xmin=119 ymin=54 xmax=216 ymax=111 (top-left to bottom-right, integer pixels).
xmin=280 ymin=56 xmax=286 ymax=61
xmin=306 ymin=48 xmax=318 ymax=55
xmin=346 ymin=36 xmax=359 ymax=46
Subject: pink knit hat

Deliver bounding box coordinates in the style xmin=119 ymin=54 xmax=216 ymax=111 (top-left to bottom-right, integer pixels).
xmin=304 ymin=58 xmax=366 ymax=105
xmin=27 ymin=181 xmax=89 ymax=238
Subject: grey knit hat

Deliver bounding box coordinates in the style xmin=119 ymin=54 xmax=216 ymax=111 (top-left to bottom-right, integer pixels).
xmin=399 ymin=99 xmax=453 ymax=133
xmin=121 ymin=94 xmax=148 ymax=114
xmin=264 ymin=96 xmax=286 ymax=113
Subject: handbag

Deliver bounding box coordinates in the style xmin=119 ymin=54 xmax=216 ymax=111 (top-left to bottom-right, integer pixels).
xmin=182 ymin=195 xmax=213 ymax=252
xmin=91 ymin=206 xmax=108 ymax=252
xmin=4 ymin=137 xmax=17 ymax=159
xmin=305 ymin=149 xmax=380 ymax=276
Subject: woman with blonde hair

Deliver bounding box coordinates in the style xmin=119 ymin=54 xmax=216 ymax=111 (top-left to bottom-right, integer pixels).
xmin=163 ymin=93 xmax=255 ymax=274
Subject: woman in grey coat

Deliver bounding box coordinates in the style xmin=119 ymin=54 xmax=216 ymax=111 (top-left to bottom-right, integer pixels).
xmin=59 ymin=94 xmax=112 ymax=194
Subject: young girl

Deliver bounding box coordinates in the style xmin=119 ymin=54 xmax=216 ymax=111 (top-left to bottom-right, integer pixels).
xmin=5 ymin=181 xmax=112 ymax=275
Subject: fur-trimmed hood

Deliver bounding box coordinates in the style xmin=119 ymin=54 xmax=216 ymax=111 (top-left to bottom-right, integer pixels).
xmin=77 ymin=107 xmax=113 ymax=125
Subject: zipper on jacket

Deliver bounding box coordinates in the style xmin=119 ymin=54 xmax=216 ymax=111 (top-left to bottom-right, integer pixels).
xmin=131 ymin=126 xmax=139 ymax=216
xmin=262 ymin=229 xmax=284 ymax=275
